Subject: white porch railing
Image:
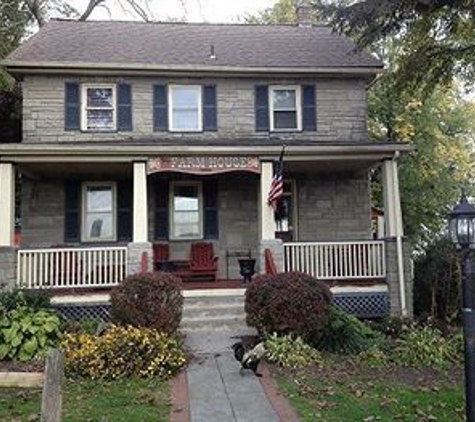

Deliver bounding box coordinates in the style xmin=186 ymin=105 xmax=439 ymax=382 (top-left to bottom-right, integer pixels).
xmin=283 ymin=241 xmax=386 ymax=280
xmin=17 ymin=247 xmax=128 ymax=289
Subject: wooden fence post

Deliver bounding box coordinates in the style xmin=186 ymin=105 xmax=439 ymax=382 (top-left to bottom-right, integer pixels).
xmin=41 ymin=349 xmax=64 ymax=422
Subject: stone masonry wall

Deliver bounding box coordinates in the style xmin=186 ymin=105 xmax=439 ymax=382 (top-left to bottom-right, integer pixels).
xmin=22 ymin=75 xmax=368 ymax=144
xmin=296 ymin=171 xmax=372 ymax=241
xmin=21 ymin=178 xmax=65 ymax=247
xmin=0 ymin=247 xmax=17 ymax=290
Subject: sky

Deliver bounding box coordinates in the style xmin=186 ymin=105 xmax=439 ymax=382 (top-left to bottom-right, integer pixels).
xmin=65 ymin=0 xmax=277 ymax=23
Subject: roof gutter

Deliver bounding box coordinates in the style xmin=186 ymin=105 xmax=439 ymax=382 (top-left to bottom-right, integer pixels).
xmin=3 ymin=60 xmax=384 ymax=78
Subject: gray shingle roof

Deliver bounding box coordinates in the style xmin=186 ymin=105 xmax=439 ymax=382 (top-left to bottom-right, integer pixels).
xmin=5 ymin=19 xmax=382 ymax=72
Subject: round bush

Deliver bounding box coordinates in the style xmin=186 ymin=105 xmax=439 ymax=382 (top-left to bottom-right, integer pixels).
xmin=110 ymin=272 xmax=183 ymax=334
xmin=245 ymin=272 xmax=332 ymax=340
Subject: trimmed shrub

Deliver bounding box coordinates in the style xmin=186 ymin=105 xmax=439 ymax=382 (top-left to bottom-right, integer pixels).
xmin=265 ymin=333 xmax=325 ymax=368
xmin=110 ymin=272 xmax=183 ymax=334
xmin=393 ymin=325 xmax=461 ymax=368
xmin=0 ymin=306 xmax=61 ymax=361
xmin=245 ymin=272 xmax=332 ymax=341
xmin=312 ymin=307 xmax=384 ymax=355
xmin=62 ymin=325 xmax=186 ymax=379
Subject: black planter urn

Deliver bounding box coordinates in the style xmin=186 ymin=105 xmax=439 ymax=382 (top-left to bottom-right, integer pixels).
xmin=238 ymin=258 xmax=256 ymax=284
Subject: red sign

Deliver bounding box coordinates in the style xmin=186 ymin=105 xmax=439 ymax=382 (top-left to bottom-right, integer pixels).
xmin=147 ymin=156 xmax=260 ymax=175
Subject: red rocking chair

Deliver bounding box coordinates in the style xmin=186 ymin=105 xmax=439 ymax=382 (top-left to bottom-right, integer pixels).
xmin=189 ymin=242 xmax=219 ymax=282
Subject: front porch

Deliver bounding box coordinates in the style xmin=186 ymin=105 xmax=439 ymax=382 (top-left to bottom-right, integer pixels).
xmin=0 ymin=143 xmax=412 ymax=318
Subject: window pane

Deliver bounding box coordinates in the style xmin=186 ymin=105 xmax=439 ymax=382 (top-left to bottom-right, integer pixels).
xmin=87 ymin=110 xmax=114 ymax=130
xmin=175 ymin=211 xmax=200 ymax=224
xmin=274 ymin=111 xmax=297 ymax=129
xmin=172 ymin=109 xmax=199 ymax=130
xmin=174 ymin=223 xmax=200 ymax=238
xmin=85 ymin=213 xmax=113 ymax=240
xmin=172 ymin=87 xmax=200 ymax=108
xmin=86 ymin=186 xmax=113 ymax=212
xmin=273 ymin=90 xmax=296 ymax=110
xmin=87 ymin=88 xmax=113 ymax=107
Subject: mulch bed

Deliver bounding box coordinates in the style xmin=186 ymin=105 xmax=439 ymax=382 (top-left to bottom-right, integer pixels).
xmin=0 ymin=361 xmax=44 ymax=373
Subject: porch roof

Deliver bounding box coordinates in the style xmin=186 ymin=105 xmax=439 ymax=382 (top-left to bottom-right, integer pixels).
xmin=0 ymin=141 xmax=412 ymax=164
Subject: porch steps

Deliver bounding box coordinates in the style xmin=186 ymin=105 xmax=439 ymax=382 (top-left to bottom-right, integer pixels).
xmin=180 ymin=292 xmax=255 ymax=334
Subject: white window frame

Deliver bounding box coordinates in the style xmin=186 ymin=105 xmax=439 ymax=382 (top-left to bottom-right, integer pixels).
xmin=269 ymin=85 xmax=302 ymax=132
xmin=81 ymin=181 xmax=117 ymax=243
xmin=81 ymin=83 xmax=117 ymax=132
xmin=168 ymin=85 xmax=203 ymax=132
xmin=169 ymin=181 xmax=204 ymax=240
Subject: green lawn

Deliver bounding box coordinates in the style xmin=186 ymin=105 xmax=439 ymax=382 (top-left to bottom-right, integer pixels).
xmin=275 ymin=367 xmax=465 ymax=421
xmin=0 ymin=377 xmax=170 ymax=422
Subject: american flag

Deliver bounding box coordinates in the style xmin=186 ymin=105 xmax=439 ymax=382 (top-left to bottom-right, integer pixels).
xmin=267 ymin=146 xmax=286 ymax=211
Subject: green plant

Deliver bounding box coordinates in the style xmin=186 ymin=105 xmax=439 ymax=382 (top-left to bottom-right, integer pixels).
xmin=0 ymin=306 xmax=61 ymax=361
xmin=61 ymin=316 xmax=103 ymax=335
xmin=0 ymin=289 xmax=51 ymax=312
xmin=369 ymin=316 xmax=413 ymax=338
xmin=245 ymin=272 xmax=332 ymax=341
xmin=110 ymin=272 xmax=183 ymax=334
xmin=357 ymin=345 xmax=391 ymax=368
xmin=312 ymin=307 xmax=384 ymax=355
xmin=62 ymin=325 xmax=187 ymax=379
xmin=393 ymin=325 xmax=461 ymax=368
xmin=265 ymin=333 xmax=324 ymax=368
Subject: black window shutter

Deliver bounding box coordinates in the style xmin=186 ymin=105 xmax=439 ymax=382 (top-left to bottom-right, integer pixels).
xmin=153 ymin=85 xmax=168 ymax=131
xmin=65 ymin=181 xmax=80 ymax=243
xmin=204 ymin=179 xmax=219 ymax=239
xmin=117 ymin=181 xmax=133 ymax=241
xmin=302 ymin=85 xmax=316 ymax=131
xmin=255 ymin=85 xmax=269 ymax=131
xmin=65 ymin=82 xmax=80 ymax=131
xmin=117 ymin=83 xmax=132 ymax=131
xmin=154 ymin=179 xmax=169 ymax=240
xmin=203 ymin=85 xmax=217 ymax=131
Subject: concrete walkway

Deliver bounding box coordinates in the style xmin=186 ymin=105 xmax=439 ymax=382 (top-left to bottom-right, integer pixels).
xmin=185 ymin=333 xmax=280 ymax=422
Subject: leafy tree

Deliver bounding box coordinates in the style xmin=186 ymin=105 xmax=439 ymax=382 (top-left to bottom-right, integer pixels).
xmin=316 ymin=0 xmax=475 ymax=95
xmin=242 ymin=0 xmax=320 ymax=25
xmin=245 ymin=1 xmax=475 ymax=248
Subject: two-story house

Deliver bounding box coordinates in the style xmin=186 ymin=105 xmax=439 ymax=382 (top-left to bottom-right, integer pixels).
xmin=0 ymin=19 xmax=413 ymax=319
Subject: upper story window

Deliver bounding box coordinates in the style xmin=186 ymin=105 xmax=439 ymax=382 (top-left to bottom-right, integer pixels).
xmin=82 ymin=182 xmax=117 ymax=242
xmin=81 ymin=84 xmax=116 ymax=131
xmin=169 ymin=85 xmax=202 ymax=132
xmin=269 ymin=86 xmax=302 ymax=131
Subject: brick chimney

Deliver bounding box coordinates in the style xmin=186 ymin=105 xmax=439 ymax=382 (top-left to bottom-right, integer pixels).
xmin=296 ymin=2 xmax=313 ymax=27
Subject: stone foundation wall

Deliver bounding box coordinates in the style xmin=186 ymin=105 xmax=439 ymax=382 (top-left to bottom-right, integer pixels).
xmin=0 ymin=247 xmax=17 ymax=290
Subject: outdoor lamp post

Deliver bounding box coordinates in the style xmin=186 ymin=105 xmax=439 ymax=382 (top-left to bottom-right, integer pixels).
xmin=448 ymin=191 xmax=475 ymax=422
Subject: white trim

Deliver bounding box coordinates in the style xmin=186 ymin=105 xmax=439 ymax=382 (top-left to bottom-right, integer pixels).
xmin=269 ymin=85 xmax=302 ymax=132
xmin=169 ymin=180 xmax=204 ymax=240
xmin=81 ymin=83 xmax=117 ymax=132
xmin=81 ymin=181 xmax=117 ymax=243
xmin=168 ymin=84 xmax=203 ymax=132
xmin=0 ymin=163 xmax=15 ymax=246
xmin=330 ymin=284 xmax=388 ymax=294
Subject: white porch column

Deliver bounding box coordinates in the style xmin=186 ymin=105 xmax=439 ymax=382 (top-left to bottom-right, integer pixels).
xmin=260 ymin=161 xmax=276 ymax=240
xmin=382 ymin=157 xmax=407 ymax=316
xmin=0 ymin=163 xmax=15 ymax=247
xmin=133 ymin=161 xmax=148 ymax=243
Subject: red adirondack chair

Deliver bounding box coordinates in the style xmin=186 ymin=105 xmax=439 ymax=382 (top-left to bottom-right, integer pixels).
xmin=189 ymin=242 xmax=219 ymax=282
xmin=153 ymin=243 xmax=171 ymax=271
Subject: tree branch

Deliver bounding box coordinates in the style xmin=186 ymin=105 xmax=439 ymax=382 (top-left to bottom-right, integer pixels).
xmin=78 ymin=0 xmax=106 ymax=21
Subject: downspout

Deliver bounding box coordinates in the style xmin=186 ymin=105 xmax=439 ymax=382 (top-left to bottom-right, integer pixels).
xmin=392 ymin=151 xmax=407 ymax=317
